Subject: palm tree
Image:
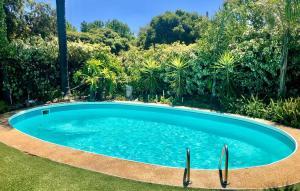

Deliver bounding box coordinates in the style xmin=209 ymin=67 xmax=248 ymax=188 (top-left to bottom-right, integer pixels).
xmin=167 ymin=57 xmax=188 ymax=99
xmin=56 ymin=0 xmax=70 ymax=97
xmin=277 ymin=0 xmax=300 ymax=97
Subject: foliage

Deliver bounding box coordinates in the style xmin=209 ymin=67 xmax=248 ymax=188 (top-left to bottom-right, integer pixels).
xmin=239 ymin=96 xmax=267 ymax=119
xmin=140 ymin=59 xmax=161 ymax=95
xmin=0 ymin=0 xmax=7 ymax=50
xmin=166 ymin=56 xmax=189 ymax=99
xmin=4 ymin=0 xmax=56 ymax=40
xmin=231 ymin=27 xmax=281 ymax=97
xmin=74 ymin=59 xmax=104 ymax=100
xmin=105 ymin=19 xmax=134 ymax=39
xmin=222 ymin=96 xmax=300 ymax=128
xmin=66 ymin=22 xmax=77 ymax=32
xmin=74 ymin=50 xmax=124 ymax=100
xmin=81 ymin=20 xmax=104 ymax=32
xmin=120 ymin=43 xmax=196 ymax=97
xmin=0 ymin=100 xmax=8 ymax=113
xmin=214 ymin=52 xmax=236 ymax=97
xmin=68 ymin=41 xmax=108 ymax=79
xmin=67 ymin=29 xmax=130 ymax=54
xmin=137 ymin=10 xmax=206 ymax=49
xmin=3 ymin=37 xmax=59 ymax=103
xmin=267 ymin=97 xmax=300 ymax=128
xmin=80 ymin=19 xmax=134 ymax=40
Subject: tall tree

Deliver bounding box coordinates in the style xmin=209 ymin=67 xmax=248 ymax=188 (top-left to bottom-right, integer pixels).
xmin=56 ymin=0 xmax=70 ymax=96
xmin=137 ymin=10 xmax=205 ymax=49
xmin=277 ymin=0 xmax=300 ymax=97
xmin=26 ymin=1 xmax=56 ymax=38
xmin=0 ymin=0 xmax=8 ymax=100
xmin=80 ymin=20 xmax=104 ymax=32
xmin=0 ymin=0 xmax=7 ymax=47
xmin=105 ymin=19 xmax=133 ymax=39
xmin=3 ymin=0 xmax=25 ymax=40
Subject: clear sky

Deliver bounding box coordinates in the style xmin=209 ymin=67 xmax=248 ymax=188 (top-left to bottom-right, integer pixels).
xmin=41 ymin=0 xmax=224 ymax=34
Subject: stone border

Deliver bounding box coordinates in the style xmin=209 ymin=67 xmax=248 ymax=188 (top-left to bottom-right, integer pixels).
xmin=1 ymin=102 xmax=300 ymax=190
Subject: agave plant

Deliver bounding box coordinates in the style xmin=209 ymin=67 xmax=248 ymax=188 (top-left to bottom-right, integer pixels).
xmin=140 ymin=59 xmax=160 ymax=96
xmin=213 ymin=52 xmax=236 ymax=97
xmin=167 ymin=57 xmax=188 ymax=99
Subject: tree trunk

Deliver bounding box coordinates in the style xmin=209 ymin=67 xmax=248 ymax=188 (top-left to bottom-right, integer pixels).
xmin=278 ymin=30 xmax=289 ymax=98
xmin=56 ymin=0 xmax=70 ymax=97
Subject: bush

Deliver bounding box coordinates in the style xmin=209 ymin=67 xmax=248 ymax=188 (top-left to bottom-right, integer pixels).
xmin=239 ymin=96 xmax=267 ymax=119
xmin=3 ymin=37 xmax=60 ymax=103
xmin=0 ymin=100 xmax=8 ymax=114
xmin=267 ymin=98 xmax=300 ymax=128
xmin=223 ymin=96 xmax=300 ymax=128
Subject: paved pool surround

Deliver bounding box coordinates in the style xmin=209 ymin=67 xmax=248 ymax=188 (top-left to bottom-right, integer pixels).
xmin=0 ymin=102 xmax=300 ymax=190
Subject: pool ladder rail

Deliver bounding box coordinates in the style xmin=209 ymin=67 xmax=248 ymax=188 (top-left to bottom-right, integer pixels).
xmin=183 ymin=148 xmax=191 ymax=187
xmin=219 ymin=144 xmax=229 ymax=187
xmin=183 ymin=145 xmax=229 ymax=188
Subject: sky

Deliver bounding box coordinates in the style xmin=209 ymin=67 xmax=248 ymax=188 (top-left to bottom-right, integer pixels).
xmin=41 ymin=0 xmax=224 ymax=34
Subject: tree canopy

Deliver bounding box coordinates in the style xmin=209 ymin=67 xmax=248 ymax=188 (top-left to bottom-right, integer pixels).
xmin=137 ymin=10 xmax=207 ymax=49
xmin=80 ymin=19 xmax=134 ymax=40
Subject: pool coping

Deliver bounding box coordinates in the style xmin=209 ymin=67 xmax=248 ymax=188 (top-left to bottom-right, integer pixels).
xmin=0 ymin=101 xmax=300 ymax=190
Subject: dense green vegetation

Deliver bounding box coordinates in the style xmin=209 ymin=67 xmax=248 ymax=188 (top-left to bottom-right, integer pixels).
xmin=0 ymin=0 xmax=300 ymax=129
xmin=137 ymin=10 xmax=207 ymax=49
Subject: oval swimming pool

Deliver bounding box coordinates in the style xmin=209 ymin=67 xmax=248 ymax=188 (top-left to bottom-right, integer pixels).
xmin=9 ymin=102 xmax=296 ymax=169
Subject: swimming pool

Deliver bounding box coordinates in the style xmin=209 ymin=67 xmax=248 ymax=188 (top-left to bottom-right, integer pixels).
xmin=9 ymin=102 xmax=296 ymax=170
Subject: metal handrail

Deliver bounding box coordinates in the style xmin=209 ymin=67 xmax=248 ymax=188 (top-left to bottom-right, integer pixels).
xmin=183 ymin=148 xmax=191 ymax=187
xmin=219 ymin=144 xmax=229 ymax=185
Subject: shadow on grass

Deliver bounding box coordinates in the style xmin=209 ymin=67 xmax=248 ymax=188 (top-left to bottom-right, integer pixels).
xmin=264 ymin=185 xmax=297 ymax=191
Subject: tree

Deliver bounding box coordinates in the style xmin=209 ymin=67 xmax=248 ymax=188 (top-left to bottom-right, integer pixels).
xmin=138 ymin=10 xmax=205 ymax=49
xmin=66 ymin=21 xmax=76 ymax=32
xmin=3 ymin=0 xmax=25 ymax=40
xmin=105 ymin=19 xmax=133 ymax=39
xmin=26 ymin=1 xmax=56 ymax=38
xmin=67 ymin=28 xmax=130 ymax=54
xmin=4 ymin=0 xmax=56 ymax=40
xmin=0 ymin=0 xmax=7 ymax=48
xmin=0 ymin=0 xmax=8 ymax=100
xmin=56 ymin=0 xmax=70 ymax=96
xmin=80 ymin=20 xmax=104 ymax=32
xmin=277 ymin=0 xmax=300 ymax=97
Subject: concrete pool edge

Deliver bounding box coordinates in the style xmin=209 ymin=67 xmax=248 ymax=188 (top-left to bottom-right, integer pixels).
xmin=0 ymin=102 xmax=300 ymax=189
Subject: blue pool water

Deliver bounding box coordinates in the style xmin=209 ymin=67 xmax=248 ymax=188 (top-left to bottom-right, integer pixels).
xmin=9 ymin=102 xmax=296 ymax=169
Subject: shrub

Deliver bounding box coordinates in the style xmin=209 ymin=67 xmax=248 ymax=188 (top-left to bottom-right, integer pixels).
xmin=223 ymin=96 xmax=300 ymax=128
xmin=3 ymin=37 xmax=60 ymax=103
xmin=239 ymin=96 xmax=267 ymax=119
xmin=0 ymin=100 xmax=8 ymax=114
xmin=267 ymin=98 xmax=300 ymax=128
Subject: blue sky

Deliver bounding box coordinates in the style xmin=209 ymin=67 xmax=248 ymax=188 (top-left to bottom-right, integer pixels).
xmin=41 ymin=0 xmax=224 ymax=33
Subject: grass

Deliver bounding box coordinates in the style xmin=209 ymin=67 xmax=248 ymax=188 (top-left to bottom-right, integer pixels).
xmin=0 ymin=142 xmax=299 ymax=191
xmin=0 ymin=142 xmax=199 ymax=191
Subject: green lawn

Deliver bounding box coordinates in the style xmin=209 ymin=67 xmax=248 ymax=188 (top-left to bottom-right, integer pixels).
xmin=0 ymin=142 xmax=298 ymax=191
